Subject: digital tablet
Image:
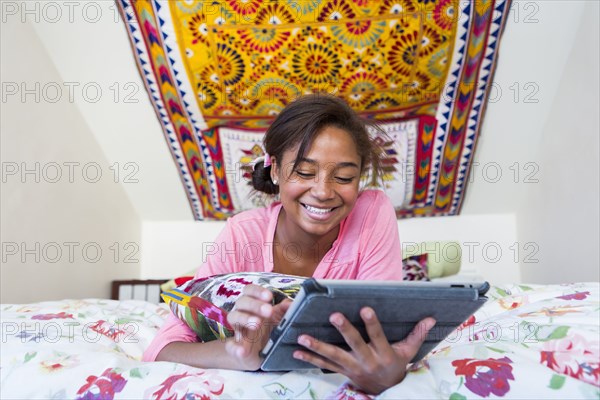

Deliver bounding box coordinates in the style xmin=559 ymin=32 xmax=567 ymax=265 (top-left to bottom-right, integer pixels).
xmin=260 ymin=279 xmax=489 ymax=371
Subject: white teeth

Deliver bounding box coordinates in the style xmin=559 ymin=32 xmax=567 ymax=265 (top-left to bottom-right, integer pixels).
xmin=304 ymin=204 xmax=333 ymax=214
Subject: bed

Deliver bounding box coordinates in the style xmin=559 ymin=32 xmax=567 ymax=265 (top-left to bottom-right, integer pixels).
xmin=1 ymin=282 xmax=598 ymax=399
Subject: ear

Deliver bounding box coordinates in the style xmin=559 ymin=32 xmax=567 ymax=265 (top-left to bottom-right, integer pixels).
xmin=270 ymin=156 xmax=279 ymax=182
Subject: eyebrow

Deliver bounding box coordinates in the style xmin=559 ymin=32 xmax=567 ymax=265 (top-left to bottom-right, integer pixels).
xmin=297 ymin=157 xmax=360 ymax=170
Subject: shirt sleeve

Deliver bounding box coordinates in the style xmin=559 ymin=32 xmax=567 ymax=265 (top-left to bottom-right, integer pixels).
xmin=355 ymin=191 xmax=404 ymax=281
xmin=141 ymin=313 xmax=197 ymax=362
xmin=142 ymin=220 xmax=241 ymax=362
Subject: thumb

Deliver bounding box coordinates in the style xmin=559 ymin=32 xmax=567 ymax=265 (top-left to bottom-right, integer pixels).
xmin=392 ymin=318 xmax=436 ymax=359
xmin=225 ymin=335 xmax=246 ymax=358
xmin=271 ymin=299 xmax=292 ymax=323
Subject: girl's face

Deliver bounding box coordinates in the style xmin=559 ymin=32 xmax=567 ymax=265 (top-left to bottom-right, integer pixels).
xmin=271 ymin=126 xmax=362 ymax=241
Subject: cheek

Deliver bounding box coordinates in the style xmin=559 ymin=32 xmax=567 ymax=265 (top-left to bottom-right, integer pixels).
xmin=339 ymin=185 xmax=360 ymax=204
xmin=279 ymin=180 xmax=309 ymax=198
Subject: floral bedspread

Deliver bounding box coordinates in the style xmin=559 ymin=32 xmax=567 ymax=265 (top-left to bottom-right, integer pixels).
xmin=1 ymin=283 xmax=598 ymax=399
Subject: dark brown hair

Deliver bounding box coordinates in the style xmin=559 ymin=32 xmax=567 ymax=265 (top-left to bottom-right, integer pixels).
xmin=252 ymin=94 xmax=383 ymax=195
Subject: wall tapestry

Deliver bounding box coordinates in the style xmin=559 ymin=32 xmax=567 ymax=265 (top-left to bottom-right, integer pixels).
xmin=117 ymin=0 xmax=512 ymax=220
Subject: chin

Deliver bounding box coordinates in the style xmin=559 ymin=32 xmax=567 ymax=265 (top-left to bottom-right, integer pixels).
xmin=299 ymin=220 xmax=341 ymax=238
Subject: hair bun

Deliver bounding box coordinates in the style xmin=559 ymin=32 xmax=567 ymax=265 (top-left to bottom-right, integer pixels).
xmin=251 ymin=160 xmax=279 ymax=195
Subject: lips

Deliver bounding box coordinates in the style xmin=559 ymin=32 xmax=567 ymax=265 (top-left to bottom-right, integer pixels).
xmin=300 ymin=203 xmax=339 ymax=219
xmin=303 ymin=204 xmax=332 ymax=214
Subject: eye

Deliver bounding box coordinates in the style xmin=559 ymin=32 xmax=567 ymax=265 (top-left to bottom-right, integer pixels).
xmin=335 ymin=176 xmax=355 ymax=184
xmin=296 ymin=171 xmax=315 ymax=179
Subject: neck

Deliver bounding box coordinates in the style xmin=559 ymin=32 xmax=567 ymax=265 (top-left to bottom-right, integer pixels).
xmin=275 ymin=209 xmax=340 ymax=264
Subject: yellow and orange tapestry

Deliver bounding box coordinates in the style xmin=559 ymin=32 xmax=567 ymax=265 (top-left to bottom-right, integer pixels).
xmin=118 ymin=0 xmax=511 ymax=220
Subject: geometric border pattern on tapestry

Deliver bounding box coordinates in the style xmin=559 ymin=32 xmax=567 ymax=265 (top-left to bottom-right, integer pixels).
xmin=117 ymin=0 xmax=512 ymax=220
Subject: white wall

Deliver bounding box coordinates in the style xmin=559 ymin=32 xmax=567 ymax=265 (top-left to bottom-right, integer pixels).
xmin=2 ymin=1 xmax=598 ymax=301
xmin=22 ymin=1 xmax=593 ymax=222
xmin=462 ymin=0 xmax=586 ymax=214
xmin=142 ymin=215 xmax=520 ymax=285
xmin=516 ymin=0 xmax=600 ymax=284
xmin=0 ymin=17 xmax=141 ymax=303
xmin=141 ymin=221 xmax=226 ymax=280
xmin=456 ymin=1 xmax=599 ymax=283
xmin=26 ymin=1 xmax=192 ymax=220
xmin=461 ymin=0 xmax=587 ymax=216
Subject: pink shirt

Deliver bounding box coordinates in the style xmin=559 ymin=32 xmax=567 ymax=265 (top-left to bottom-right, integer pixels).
xmin=143 ymin=189 xmax=402 ymax=361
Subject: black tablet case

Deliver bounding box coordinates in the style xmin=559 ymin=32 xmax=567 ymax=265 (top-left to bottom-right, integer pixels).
xmin=261 ymin=279 xmax=489 ymax=371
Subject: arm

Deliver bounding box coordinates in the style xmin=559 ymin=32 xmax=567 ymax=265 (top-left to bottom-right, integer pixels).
xmin=144 ymin=221 xmax=246 ymax=364
xmin=156 ymin=339 xmax=245 ymax=369
xmin=157 ymin=285 xmax=291 ymax=370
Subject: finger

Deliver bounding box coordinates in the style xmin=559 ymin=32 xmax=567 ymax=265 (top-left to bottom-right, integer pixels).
xmin=392 ymin=318 xmax=436 ymax=359
xmin=329 ymin=312 xmax=370 ymax=355
xmin=228 ymin=308 xmax=268 ymax=332
xmin=297 ymin=332 xmax=357 ymax=371
xmin=228 ymin=308 xmax=262 ymax=330
xmin=227 ymin=329 xmax=253 ymax=357
xmin=271 ymin=299 xmax=292 ymax=323
xmin=232 ymin=295 xmax=273 ymax=318
xmin=360 ymin=307 xmax=390 ymax=352
xmin=244 ymin=322 xmax=269 ymax=355
xmin=292 ymin=347 xmax=342 ymax=373
xmin=233 ymin=318 xmax=271 ymax=353
xmin=277 ymin=298 xmax=293 ymax=310
xmin=225 ymin=335 xmax=239 ymax=357
xmin=243 ymin=284 xmax=273 ymax=302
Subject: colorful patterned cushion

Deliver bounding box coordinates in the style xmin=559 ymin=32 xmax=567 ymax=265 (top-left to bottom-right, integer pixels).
xmin=162 ymin=260 xmax=430 ymax=342
xmin=161 ymin=272 xmax=306 ymax=342
xmin=402 ymin=253 xmax=430 ymax=281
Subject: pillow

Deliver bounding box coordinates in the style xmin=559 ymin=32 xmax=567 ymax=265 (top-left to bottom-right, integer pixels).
xmin=160 ymin=270 xmax=196 ymax=292
xmin=402 ymin=253 xmax=430 ymax=281
xmin=161 ymin=272 xmax=306 ymax=342
xmin=403 ymin=241 xmax=462 ymax=278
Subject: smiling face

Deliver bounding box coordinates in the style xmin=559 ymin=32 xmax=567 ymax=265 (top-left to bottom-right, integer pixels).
xmin=271 ymin=125 xmax=362 ymax=243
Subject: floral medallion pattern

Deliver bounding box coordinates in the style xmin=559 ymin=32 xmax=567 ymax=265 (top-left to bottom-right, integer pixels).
xmin=117 ymin=0 xmax=510 ymax=220
xmin=0 ymin=283 xmax=598 ymax=398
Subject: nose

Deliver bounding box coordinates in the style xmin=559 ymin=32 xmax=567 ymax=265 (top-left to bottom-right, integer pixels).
xmin=311 ymin=173 xmax=335 ymax=201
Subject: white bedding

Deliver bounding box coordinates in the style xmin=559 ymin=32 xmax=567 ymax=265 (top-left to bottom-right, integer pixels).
xmin=1 ymin=282 xmax=598 ymax=399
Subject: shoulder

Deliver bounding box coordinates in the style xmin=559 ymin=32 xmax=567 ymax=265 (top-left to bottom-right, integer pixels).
xmin=229 ymin=203 xmax=276 ymax=222
xmin=335 ymin=190 xmax=398 ymax=255
xmin=342 ymin=189 xmax=395 ymax=232
xmin=353 ymin=189 xmax=394 ymax=214
xmin=225 ymin=202 xmax=280 ymax=233
xmin=358 ymin=189 xmax=390 ymax=203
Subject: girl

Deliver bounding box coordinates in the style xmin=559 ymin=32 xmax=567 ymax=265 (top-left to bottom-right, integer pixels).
xmin=143 ymin=94 xmax=435 ymax=394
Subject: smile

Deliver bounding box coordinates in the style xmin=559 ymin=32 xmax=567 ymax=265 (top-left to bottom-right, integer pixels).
xmin=301 ymin=203 xmax=336 ymax=215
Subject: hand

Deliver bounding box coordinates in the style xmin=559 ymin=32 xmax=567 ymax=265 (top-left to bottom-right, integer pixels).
xmin=292 ymin=307 xmax=436 ymax=394
xmin=225 ymin=284 xmax=291 ymax=370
